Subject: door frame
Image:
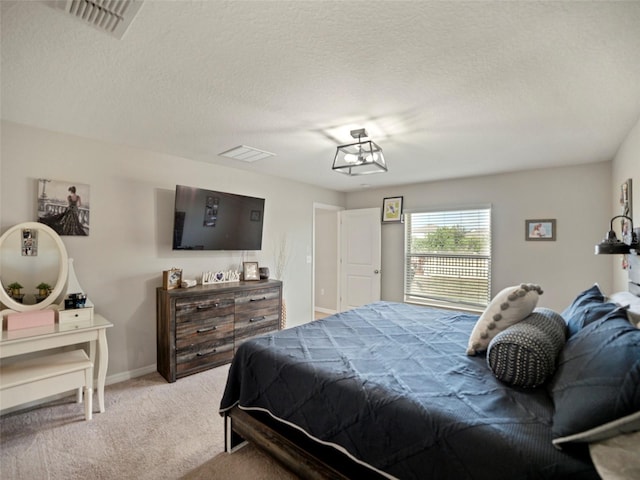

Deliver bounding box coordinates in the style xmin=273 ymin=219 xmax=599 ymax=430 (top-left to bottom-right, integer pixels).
xmin=312 ymin=202 xmax=343 ymax=321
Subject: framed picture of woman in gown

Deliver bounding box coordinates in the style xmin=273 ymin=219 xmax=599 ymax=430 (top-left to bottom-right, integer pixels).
xmin=37 ymin=179 xmax=90 ymax=236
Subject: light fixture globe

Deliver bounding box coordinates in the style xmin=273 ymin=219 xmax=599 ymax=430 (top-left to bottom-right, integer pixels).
xmin=332 ymin=128 xmax=387 ymax=176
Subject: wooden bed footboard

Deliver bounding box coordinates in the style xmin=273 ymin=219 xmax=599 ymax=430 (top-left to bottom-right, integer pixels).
xmin=224 ymin=406 xmax=386 ymax=480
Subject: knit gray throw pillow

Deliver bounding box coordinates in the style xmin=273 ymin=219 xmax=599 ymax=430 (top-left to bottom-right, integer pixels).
xmin=487 ymin=308 xmax=567 ymax=388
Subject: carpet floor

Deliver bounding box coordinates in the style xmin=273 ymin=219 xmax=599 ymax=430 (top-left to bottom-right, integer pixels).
xmin=0 ymin=364 xmax=299 ymax=479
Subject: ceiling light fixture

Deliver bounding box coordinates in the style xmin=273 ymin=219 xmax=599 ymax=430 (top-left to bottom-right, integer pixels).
xmin=332 ymin=128 xmax=387 ymax=176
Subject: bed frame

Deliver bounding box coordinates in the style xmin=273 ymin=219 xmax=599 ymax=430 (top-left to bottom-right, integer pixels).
xmin=224 ymin=406 xmax=387 ymax=479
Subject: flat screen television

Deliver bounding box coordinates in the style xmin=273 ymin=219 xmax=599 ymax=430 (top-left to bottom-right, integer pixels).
xmin=172 ymin=185 xmax=265 ymax=250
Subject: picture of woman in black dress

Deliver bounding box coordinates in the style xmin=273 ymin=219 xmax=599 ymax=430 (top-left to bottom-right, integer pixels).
xmin=39 ymin=184 xmax=89 ymax=236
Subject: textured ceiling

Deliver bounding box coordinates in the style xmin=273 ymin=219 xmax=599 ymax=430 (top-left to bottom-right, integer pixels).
xmin=2 ymin=1 xmax=640 ymax=192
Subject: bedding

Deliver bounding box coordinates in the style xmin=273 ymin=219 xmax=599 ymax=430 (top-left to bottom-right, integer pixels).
xmin=220 ymin=301 xmax=598 ymax=479
xmin=561 ymin=284 xmax=623 ymax=336
xmin=609 ymin=290 xmax=640 ymax=327
xmin=548 ymin=313 xmax=640 ymax=445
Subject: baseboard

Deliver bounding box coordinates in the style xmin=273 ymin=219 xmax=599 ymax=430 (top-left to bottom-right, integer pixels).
xmin=1 ymin=363 xmax=158 ymax=416
xmin=314 ymin=307 xmax=337 ymax=315
xmin=105 ymin=364 xmax=157 ymax=386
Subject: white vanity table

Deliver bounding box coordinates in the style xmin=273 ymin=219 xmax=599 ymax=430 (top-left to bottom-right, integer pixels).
xmin=0 ymin=314 xmax=112 ymax=413
xmin=0 ymin=222 xmax=112 ymax=416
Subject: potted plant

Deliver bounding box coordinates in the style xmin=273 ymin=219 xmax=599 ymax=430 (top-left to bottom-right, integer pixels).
xmin=36 ymin=282 xmax=52 ymax=297
xmin=7 ymin=281 xmax=25 ymax=303
xmin=7 ymin=281 xmax=23 ymax=297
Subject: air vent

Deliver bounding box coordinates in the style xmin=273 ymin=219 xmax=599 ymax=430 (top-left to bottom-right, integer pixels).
xmin=47 ymin=0 xmax=143 ymax=39
xmin=219 ymin=145 xmax=276 ymax=163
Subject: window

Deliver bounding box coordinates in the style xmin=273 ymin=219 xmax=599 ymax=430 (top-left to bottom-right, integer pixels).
xmin=404 ymin=207 xmax=491 ymax=310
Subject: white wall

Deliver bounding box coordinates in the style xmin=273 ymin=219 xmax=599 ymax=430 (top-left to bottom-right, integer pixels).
xmin=346 ymin=162 xmax=613 ymax=312
xmin=612 ymin=115 xmax=640 ymax=293
xmin=314 ymin=208 xmax=339 ymax=311
xmin=1 ymin=121 xmax=345 ymax=380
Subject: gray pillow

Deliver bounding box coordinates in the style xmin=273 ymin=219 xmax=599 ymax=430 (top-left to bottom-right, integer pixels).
xmin=486 ymin=308 xmax=566 ymax=388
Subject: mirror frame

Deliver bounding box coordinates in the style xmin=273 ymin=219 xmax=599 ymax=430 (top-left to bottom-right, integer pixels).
xmin=0 ymin=222 xmax=69 ymax=312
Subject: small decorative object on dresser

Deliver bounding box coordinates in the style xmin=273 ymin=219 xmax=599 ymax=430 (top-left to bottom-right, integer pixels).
xmin=259 ymin=267 xmax=270 ymax=279
xmin=162 ymin=268 xmax=182 ymax=290
xmin=243 ymin=262 xmax=259 ymax=281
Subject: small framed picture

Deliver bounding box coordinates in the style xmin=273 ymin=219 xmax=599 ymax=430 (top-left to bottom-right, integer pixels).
xmin=525 ymin=219 xmax=556 ymax=241
xmin=382 ymin=196 xmax=403 ymax=223
xmin=243 ymin=262 xmax=260 ymax=281
xmin=163 ymin=268 xmax=182 ymax=290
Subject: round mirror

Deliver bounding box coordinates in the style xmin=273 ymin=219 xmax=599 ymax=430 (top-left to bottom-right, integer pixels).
xmin=0 ymin=222 xmax=69 ymax=312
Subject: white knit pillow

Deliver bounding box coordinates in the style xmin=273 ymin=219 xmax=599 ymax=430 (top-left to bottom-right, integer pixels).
xmin=466 ymin=283 xmax=543 ymax=356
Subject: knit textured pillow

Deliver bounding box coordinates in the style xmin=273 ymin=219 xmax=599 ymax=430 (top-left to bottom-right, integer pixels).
xmin=466 ymin=283 xmax=543 ymax=356
xmin=486 ymin=308 xmax=567 ymax=388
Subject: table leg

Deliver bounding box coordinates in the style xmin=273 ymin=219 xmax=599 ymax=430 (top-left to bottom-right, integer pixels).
xmin=96 ymin=328 xmax=108 ymax=413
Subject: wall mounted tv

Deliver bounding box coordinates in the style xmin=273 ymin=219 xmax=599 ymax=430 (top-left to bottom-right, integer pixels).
xmin=172 ymin=185 xmax=265 ymax=251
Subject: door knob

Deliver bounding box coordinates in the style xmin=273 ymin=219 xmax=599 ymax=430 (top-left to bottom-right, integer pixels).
xmin=374 ymin=270 xmax=380 ymax=274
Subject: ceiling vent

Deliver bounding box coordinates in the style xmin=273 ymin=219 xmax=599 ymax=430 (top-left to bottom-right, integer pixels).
xmin=46 ymin=0 xmax=144 ymax=39
xmin=219 ymin=145 xmax=276 ymax=163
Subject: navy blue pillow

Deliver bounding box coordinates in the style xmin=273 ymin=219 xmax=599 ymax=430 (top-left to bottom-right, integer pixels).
xmin=561 ymin=284 xmax=622 ymax=337
xmin=548 ymin=313 xmax=640 ymax=441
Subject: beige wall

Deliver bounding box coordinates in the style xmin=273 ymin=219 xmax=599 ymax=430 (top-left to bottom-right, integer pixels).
xmin=0 ymin=121 xmax=345 ymax=381
xmin=346 ymin=162 xmax=613 ymax=312
xmin=314 ymin=208 xmax=339 ymax=312
xmin=612 ymin=115 xmax=640 ymax=293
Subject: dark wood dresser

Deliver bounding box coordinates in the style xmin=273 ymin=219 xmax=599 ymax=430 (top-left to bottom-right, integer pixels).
xmin=156 ymin=279 xmax=282 ymax=382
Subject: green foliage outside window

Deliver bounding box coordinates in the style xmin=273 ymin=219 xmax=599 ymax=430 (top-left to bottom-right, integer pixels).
xmin=412 ymin=226 xmax=486 ymax=253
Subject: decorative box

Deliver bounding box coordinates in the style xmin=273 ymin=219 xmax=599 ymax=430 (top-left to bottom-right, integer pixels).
xmin=6 ymin=309 xmax=56 ymax=330
xmin=58 ymin=306 xmax=94 ymax=325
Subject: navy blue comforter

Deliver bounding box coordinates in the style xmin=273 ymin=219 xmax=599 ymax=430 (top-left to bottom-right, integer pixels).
xmin=219 ymin=301 xmax=597 ymax=479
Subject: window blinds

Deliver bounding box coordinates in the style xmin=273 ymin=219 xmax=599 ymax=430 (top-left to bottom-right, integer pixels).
xmin=404 ymin=208 xmax=491 ymax=309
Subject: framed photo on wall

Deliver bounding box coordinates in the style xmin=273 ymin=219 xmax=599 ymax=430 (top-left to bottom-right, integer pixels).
xmin=163 ymin=268 xmax=182 ymax=290
xmin=37 ymin=178 xmax=90 ymax=236
xmin=382 ymin=196 xmax=403 ymax=223
xmin=243 ymin=262 xmax=260 ymax=281
xmin=525 ymin=219 xmax=556 ymax=241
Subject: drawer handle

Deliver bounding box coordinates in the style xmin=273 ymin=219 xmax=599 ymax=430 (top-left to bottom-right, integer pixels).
xmin=197 ymin=302 xmax=220 ymax=310
xmin=196 ymin=348 xmax=217 ymax=356
xmin=249 ymin=316 xmax=266 ymax=323
xmin=197 ymin=326 xmax=217 ymax=333
xmin=250 ymin=297 xmax=267 ymax=302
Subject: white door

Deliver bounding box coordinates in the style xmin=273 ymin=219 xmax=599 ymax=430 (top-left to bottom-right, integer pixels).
xmin=339 ymin=208 xmax=382 ymax=311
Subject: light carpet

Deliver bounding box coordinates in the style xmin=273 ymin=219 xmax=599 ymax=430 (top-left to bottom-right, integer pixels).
xmin=0 ymin=364 xmax=299 ymax=479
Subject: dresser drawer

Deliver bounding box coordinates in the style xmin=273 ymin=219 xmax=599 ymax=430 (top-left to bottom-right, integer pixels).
xmin=234 ymin=287 xmax=280 ymax=347
xmin=175 ymin=294 xmax=235 ymax=323
xmin=176 ymin=316 xmax=233 ymax=350
xmin=58 ymin=306 xmax=94 ymax=325
xmin=235 ymin=287 xmax=280 ymax=322
xmin=176 ymin=341 xmax=234 ymax=377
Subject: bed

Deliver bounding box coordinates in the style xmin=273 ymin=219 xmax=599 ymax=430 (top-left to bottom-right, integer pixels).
xmin=219 ymin=279 xmax=640 ymax=479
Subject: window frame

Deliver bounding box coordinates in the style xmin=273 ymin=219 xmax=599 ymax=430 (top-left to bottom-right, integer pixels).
xmin=404 ymin=206 xmax=492 ymax=312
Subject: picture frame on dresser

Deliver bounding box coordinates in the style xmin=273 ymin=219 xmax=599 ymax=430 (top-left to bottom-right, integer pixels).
xmin=243 ymin=262 xmax=259 ymax=281
xmin=162 ymin=268 xmax=182 ymax=290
